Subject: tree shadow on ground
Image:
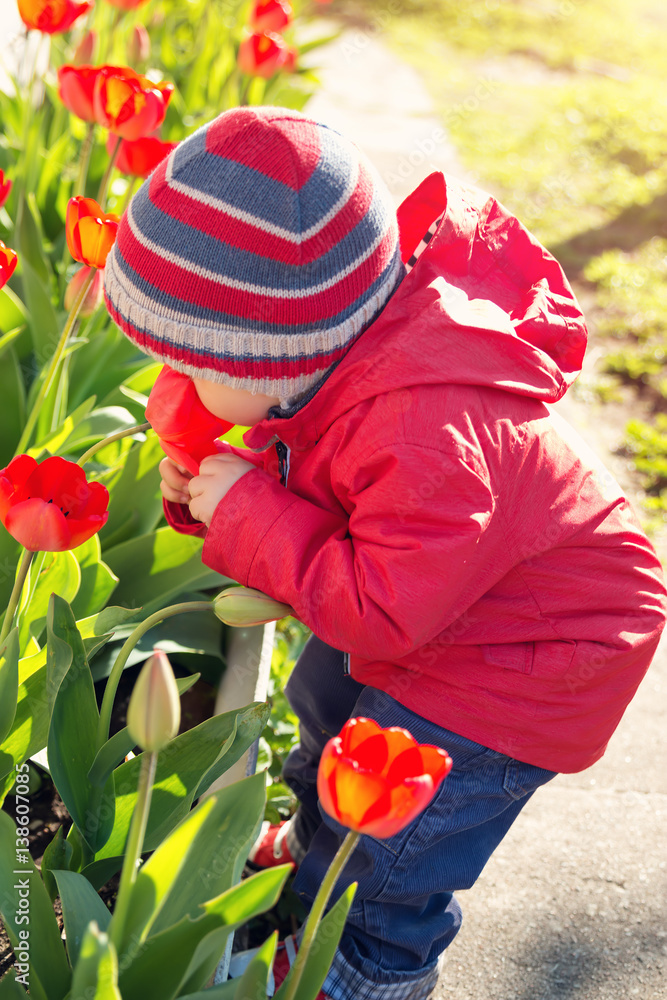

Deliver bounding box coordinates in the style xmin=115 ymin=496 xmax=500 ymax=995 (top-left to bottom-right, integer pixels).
xmin=507 ymin=909 xmax=666 ymax=999
xmin=551 ymin=189 xmax=667 ymax=276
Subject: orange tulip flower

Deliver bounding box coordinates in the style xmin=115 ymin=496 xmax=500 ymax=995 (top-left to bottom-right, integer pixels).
xmin=0 ymin=171 xmax=12 ymax=209
xmin=57 ymin=64 xmax=101 ymax=122
xmin=18 ymin=0 xmax=93 ymax=34
xmin=249 ymin=0 xmax=292 ymax=34
xmin=317 ymin=717 xmax=453 ymax=839
xmin=0 ymin=241 xmax=18 ymax=290
xmin=107 ymin=133 xmax=177 ymax=178
xmin=93 ymin=65 xmax=174 ymax=142
xmin=66 ymin=197 xmax=119 ymax=269
xmin=237 ymin=31 xmax=289 ymax=79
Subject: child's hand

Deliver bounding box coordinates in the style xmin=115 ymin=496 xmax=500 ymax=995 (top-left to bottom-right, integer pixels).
xmin=159 ymin=457 xmax=193 ymax=504
xmin=188 ymin=453 xmax=256 ymax=526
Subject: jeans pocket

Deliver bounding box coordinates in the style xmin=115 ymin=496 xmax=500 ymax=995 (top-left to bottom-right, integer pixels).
xmin=503 ymin=758 xmax=557 ymax=800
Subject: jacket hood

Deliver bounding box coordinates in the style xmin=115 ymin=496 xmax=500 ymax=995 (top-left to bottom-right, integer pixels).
xmin=244 ymin=171 xmax=587 ymax=452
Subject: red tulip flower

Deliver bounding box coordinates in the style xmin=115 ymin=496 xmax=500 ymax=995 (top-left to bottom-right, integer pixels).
xmin=72 ymin=28 xmax=96 ymax=64
xmin=106 ymin=0 xmax=149 ymax=7
xmin=0 ymin=455 xmax=109 ymax=552
xmin=249 ymin=0 xmax=292 ymax=34
xmin=0 ymin=242 xmax=18 ymax=290
xmin=237 ymin=32 xmax=289 ymax=79
xmin=93 ymin=66 xmax=174 ymax=142
xmin=57 ymin=64 xmax=101 ymax=122
xmin=18 ymin=0 xmax=93 ymax=34
xmin=0 ymin=170 xmax=12 ymax=209
xmin=317 ymin=718 xmax=453 ymax=839
xmin=145 ymin=366 xmax=233 ymax=477
xmin=107 ymin=133 xmax=177 ymax=178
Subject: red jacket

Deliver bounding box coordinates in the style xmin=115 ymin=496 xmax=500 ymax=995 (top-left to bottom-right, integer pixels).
xmin=166 ymin=172 xmax=666 ymax=773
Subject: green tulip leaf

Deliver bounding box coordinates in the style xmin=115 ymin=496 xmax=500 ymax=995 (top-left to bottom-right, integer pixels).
xmin=82 ymin=701 xmax=269 ymax=888
xmin=120 ymin=772 xmax=266 ymax=951
xmin=117 ymin=866 xmax=291 ymax=1000
xmin=0 ymin=969 xmax=29 ymax=998
xmin=0 ymin=346 xmax=26 ymax=466
xmin=71 ymin=535 xmax=119 ymax=620
xmin=104 ymin=526 xmax=228 ymax=617
xmin=70 ymin=922 xmax=122 ymax=1000
xmin=41 ymin=825 xmax=74 ymax=902
xmin=46 ymin=596 xmax=115 ymax=852
xmin=273 ymin=883 xmax=357 ymax=1000
xmin=0 ymin=606 xmax=138 ymax=801
xmin=0 ymin=628 xmax=19 ymax=745
xmin=53 ymin=870 xmax=112 ymax=969
xmin=17 ymin=550 xmax=81 ymax=653
xmin=0 ymin=811 xmax=71 ymax=1000
xmin=97 ymin=435 xmax=165 ymax=547
xmin=231 ymin=930 xmax=278 ymax=1000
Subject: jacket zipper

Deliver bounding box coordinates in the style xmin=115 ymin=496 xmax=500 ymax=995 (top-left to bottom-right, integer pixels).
xmin=275 ymin=440 xmax=290 ymax=487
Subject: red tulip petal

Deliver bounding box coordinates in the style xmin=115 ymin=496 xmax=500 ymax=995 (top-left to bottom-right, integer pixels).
xmin=360 ymin=775 xmax=434 ymax=839
xmin=384 ymin=746 xmax=425 ymax=784
xmin=316 ymin=739 xmax=343 ymax=820
xmin=25 ymin=455 xmax=87 ymax=510
xmin=76 ymin=480 xmax=110 ymax=518
xmin=65 ymin=512 xmax=109 ymax=548
xmin=329 ymin=755 xmax=389 ymax=832
xmin=5 ymin=498 xmax=71 ymax=551
xmin=340 ymin=717 xmax=383 ymax=754
xmin=419 ymin=746 xmax=453 ymax=785
xmin=351 ymin=733 xmax=388 ymax=774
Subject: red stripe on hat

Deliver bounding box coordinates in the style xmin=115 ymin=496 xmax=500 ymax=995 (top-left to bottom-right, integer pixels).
xmin=205 ymin=109 xmax=321 ymax=190
xmin=117 ymin=220 xmax=397 ymax=325
xmin=105 ymin=295 xmax=351 ymax=381
xmin=148 ymin=158 xmax=377 ymax=269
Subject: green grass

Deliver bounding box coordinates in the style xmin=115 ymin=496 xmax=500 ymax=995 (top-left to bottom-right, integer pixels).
xmin=350 ymin=0 xmax=667 ymax=512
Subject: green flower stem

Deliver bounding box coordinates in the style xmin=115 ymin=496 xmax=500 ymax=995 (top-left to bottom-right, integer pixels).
xmin=77 ymin=422 xmax=151 ymax=467
xmin=282 ymin=829 xmax=360 ymax=1000
xmin=108 ymin=748 xmax=157 ymax=953
xmin=97 ymin=135 xmax=122 ymax=208
xmin=0 ymin=549 xmax=35 ymax=646
xmin=15 ymin=268 xmax=95 ymax=457
xmin=76 ymin=121 xmax=96 ymax=198
xmin=96 ymin=601 xmax=212 ymax=750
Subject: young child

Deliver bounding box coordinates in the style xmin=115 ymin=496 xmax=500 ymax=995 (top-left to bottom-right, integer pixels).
xmin=104 ymin=106 xmax=666 ymax=1000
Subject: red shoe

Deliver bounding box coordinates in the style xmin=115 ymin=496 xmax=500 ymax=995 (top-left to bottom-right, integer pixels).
xmin=246 ymin=819 xmax=298 ymax=871
xmin=272 ymin=934 xmax=332 ymax=999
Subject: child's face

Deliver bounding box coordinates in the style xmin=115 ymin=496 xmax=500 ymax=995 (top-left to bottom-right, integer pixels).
xmin=193 ymin=377 xmax=281 ymax=427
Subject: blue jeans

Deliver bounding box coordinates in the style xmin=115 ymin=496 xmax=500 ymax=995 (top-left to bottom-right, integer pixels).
xmin=283 ymin=634 xmax=557 ymax=1000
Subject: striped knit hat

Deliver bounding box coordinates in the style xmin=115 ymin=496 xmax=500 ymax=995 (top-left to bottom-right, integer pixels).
xmin=104 ymin=106 xmax=403 ymax=402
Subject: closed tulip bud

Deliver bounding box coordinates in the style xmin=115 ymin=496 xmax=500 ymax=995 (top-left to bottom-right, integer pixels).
xmin=128 ymin=23 xmax=150 ymax=66
xmin=72 ymin=29 xmax=96 ymax=64
xmin=64 ymin=265 xmax=103 ymax=316
xmin=213 ymin=586 xmax=293 ymax=627
xmin=127 ymin=649 xmax=180 ymax=752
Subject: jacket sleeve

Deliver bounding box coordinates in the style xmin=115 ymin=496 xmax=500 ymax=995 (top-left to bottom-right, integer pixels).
xmin=163 ymin=441 xmax=267 ymax=539
xmin=201 ymin=442 xmax=499 ymax=660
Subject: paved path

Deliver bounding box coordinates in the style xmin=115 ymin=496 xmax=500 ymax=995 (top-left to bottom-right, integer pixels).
xmin=308 ymin=27 xmax=667 ymax=1000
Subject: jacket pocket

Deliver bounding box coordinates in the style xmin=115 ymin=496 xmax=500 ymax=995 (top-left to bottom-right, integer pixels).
xmin=481 ymin=641 xmax=534 ymax=674
xmin=481 ymin=639 xmax=577 ymax=677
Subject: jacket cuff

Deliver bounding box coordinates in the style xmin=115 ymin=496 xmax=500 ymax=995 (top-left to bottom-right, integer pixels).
xmin=202 ymin=468 xmax=300 ymax=585
xmin=163 ymin=498 xmax=208 ymax=539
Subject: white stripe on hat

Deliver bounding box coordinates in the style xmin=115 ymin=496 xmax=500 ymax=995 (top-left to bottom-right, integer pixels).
xmin=125 ymin=199 xmax=397 ymax=300
xmin=165 ymin=149 xmax=361 ymax=245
